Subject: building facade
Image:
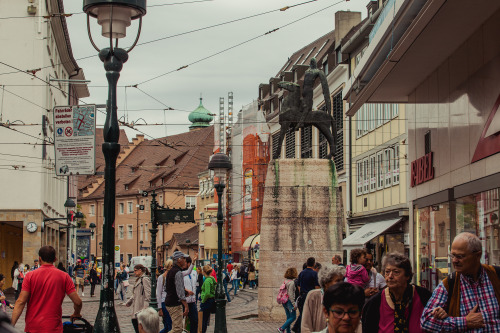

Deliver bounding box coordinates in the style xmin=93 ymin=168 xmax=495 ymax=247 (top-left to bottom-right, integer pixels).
xmin=79 ymin=125 xmax=214 ymax=265
xmin=0 ymin=0 xmax=89 ymax=286
xmin=341 ymin=0 xmax=409 ymax=268
xmin=342 ymin=0 xmax=500 ymax=289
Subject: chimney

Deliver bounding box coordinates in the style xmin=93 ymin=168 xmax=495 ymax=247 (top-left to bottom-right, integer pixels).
xmin=334 ymin=11 xmax=362 ymax=45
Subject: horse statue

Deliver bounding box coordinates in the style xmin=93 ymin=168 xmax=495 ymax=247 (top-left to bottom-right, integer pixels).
xmin=273 ymin=81 xmax=337 ymax=160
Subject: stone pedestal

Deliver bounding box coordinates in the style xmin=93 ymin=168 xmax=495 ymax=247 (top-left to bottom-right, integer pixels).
xmin=257 ymin=159 xmax=343 ymax=321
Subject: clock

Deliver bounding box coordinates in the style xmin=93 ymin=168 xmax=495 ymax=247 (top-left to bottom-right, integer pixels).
xmin=26 ymin=222 xmax=38 ymax=233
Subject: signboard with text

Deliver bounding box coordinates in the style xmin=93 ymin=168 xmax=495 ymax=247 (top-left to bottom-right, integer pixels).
xmin=53 ymin=105 xmax=96 ymax=176
xmin=155 ymin=208 xmax=195 ymax=224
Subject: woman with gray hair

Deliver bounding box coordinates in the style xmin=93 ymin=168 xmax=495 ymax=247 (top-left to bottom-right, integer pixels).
xmin=301 ymin=264 xmax=346 ymax=333
xmin=137 ymin=307 xmax=160 ymax=333
xmin=362 ymin=253 xmax=431 ymax=333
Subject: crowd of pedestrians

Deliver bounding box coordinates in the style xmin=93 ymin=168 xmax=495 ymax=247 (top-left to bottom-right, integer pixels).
xmin=2 ymin=231 xmax=499 ymax=333
xmin=275 ymin=231 xmax=500 ymax=333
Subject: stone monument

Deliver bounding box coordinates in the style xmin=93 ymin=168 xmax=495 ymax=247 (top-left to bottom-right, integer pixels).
xmin=257 ymin=159 xmax=343 ymax=321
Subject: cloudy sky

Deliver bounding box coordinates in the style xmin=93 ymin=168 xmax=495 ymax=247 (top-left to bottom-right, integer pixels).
xmin=63 ymin=0 xmax=368 ymax=140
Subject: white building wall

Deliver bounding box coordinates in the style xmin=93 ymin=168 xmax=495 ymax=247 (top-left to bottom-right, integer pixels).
xmin=0 ymin=1 xmax=82 ymax=216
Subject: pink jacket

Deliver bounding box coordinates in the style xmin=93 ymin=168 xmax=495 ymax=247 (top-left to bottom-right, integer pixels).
xmin=346 ymin=264 xmax=369 ymax=287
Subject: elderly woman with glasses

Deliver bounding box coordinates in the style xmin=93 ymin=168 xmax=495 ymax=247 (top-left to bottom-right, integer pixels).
xmin=362 ymin=253 xmax=431 ymax=333
xmin=313 ymin=282 xmax=364 ymax=333
xmin=302 ymin=264 xmax=346 ymax=333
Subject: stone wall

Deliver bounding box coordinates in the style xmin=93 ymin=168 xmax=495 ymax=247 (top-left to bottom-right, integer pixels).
xmin=258 ymin=159 xmax=343 ymax=321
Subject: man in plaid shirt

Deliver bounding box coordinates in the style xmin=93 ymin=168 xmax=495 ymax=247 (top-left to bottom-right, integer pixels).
xmin=421 ymin=232 xmax=500 ymax=332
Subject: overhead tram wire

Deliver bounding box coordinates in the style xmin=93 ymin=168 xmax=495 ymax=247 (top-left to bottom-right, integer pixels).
xmin=135 ymin=0 xmax=346 ymax=86
xmin=0 ymin=0 xmax=330 ymax=78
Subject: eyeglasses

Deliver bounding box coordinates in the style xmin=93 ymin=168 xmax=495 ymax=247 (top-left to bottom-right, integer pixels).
xmin=329 ymin=308 xmax=360 ymax=319
xmin=384 ymin=269 xmax=403 ymax=277
xmin=448 ymin=251 xmax=479 ymax=261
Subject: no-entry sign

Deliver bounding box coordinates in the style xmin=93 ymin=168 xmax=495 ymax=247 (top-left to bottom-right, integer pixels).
xmin=53 ymin=105 xmax=96 ymax=176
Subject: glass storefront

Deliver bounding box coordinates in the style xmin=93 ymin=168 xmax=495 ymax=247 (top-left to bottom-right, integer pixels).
xmin=414 ymin=188 xmax=500 ymax=290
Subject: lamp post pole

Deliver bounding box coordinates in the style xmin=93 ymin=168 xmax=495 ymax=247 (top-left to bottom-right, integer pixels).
xmin=149 ymin=191 xmax=158 ymax=309
xmin=94 ymin=47 xmax=127 ymax=333
xmin=214 ymin=183 xmax=227 ymax=333
xmin=208 ymin=152 xmax=232 ymax=333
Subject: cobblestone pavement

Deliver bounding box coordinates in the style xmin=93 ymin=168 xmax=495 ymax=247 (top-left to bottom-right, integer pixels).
xmin=6 ymin=282 xmax=283 ymax=333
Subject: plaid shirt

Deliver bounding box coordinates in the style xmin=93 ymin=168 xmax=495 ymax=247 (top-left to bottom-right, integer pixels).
xmin=421 ymin=267 xmax=500 ymax=332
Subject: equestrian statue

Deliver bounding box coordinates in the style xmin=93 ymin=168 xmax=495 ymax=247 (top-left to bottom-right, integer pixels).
xmin=273 ymin=58 xmax=337 ymax=160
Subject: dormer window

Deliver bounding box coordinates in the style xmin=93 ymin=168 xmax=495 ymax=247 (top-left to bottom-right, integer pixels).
xmin=125 ymin=184 xmax=129 ymax=190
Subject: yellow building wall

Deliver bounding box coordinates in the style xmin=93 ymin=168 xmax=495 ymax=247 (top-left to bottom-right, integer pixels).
xmin=351 ymin=104 xmax=407 ymax=216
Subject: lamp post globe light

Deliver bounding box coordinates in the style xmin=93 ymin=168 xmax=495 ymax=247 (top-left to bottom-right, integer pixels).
xmin=83 ymin=1 xmax=146 ymax=332
xmin=207 ymin=153 xmax=232 ymax=333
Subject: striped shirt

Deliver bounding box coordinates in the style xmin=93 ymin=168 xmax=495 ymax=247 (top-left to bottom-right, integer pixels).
xmin=421 ymin=267 xmax=500 ymax=332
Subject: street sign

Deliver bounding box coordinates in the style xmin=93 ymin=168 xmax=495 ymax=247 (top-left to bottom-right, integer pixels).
xmin=155 ymin=208 xmax=195 ymax=224
xmin=114 ymin=245 xmax=120 ymax=268
xmin=53 ymin=105 xmax=96 ymax=175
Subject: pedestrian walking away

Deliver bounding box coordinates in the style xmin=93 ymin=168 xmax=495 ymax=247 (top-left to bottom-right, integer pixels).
xmin=11 ymin=246 xmax=82 ymax=333
xmin=314 ymin=282 xmax=364 ymax=333
xmin=200 ymin=265 xmax=216 ymax=333
xmin=421 ymin=232 xmax=500 ymax=332
xmin=73 ymin=259 xmax=85 ymax=297
xmin=183 ymin=256 xmax=198 ymax=333
xmin=301 ymin=264 xmax=345 ymax=333
xmin=293 ymin=257 xmax=320 ymax=333
xmin=222 ymin=269 xmax=232 ymax=303
xmin=164 ymin=251 xmax=190 ymax=333
xmin=228 ymin=265 xmax=239 ymax=296
xmin=196 ymin=266 xmax=204 ymax=304
xmin=362 ymin=252 xmax=431 ymax=333
xmin=89 ymin=264 xmax=98 ymax=298
xmin=126 ymin=264 xmax=151 ymax=333
xmin=277 ymin=267 xmax=298 ymax=333
xmin=0 ymin=274 xmax=14 ymax=313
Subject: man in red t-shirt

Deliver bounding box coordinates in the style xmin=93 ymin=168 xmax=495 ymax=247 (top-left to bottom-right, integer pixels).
xmin=227 ymin=262 xmax=233 ymax=274
xmin=11 ymin=246 xmax=82 ymax=333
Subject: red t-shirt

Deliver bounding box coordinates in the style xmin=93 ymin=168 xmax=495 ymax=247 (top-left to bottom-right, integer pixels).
xmin=227 ymin=263 xmax=233 ymax=273
xmin=22 ymin=264 xmax=76 ymax=333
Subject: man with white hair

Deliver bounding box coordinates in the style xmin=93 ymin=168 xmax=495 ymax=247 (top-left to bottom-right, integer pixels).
xmin=421 ymin=232 xmax=500 ymax=332
xmin=137 ymin=308 xmax=160 ymax=333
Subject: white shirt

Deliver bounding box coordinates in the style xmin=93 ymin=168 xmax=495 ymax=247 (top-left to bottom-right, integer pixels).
xmin=183 ymin=269 xmax=198 ymax=304
xmin=367 ymin=268 xmax=386 ymax=289
xmin=156 ymin=274 xmax=167 ymax=303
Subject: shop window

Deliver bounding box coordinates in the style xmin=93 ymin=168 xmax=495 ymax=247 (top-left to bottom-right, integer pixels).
xmin=377 ymin=151 xmax=384 ymax=189
xmin=393 ymin=144 xmax=400 ymax=185
xmin=363 ymin=158 xmax=369 ymax=194
xmin=357 ymin=160 xmax=363 ymax=195
xmin=370 ymin=154 xmax=377 ymax=192
xmin=414 ymin=203 xmax=452 ymax=291
xmin=456 ymin=189 xmax=500 ymax=265
xmin=384 ymin=148 xmax=392 ymax=187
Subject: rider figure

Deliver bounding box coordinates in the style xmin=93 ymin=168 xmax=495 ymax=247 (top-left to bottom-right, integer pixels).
xmin=295 ymin=58 xmax=331 ymax=131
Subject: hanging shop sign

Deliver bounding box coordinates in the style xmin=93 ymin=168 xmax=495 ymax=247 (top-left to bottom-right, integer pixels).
xmin=411 ymin=152 xmax=434 ymax=187
xmin=53 ymin=105 xmax=96 ymax=176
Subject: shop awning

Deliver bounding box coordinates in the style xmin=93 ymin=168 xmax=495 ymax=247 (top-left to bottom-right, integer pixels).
xmin=242 ymin=234 xmax=260 ymax=251
xmin=343 ymin=218 xmax=402 ymax=250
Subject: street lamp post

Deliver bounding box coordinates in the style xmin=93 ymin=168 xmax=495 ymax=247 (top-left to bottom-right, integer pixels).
xmin=83 ymin=1 xmax=146 ymax=332
xmin=208 ymin=153 xmax=232 ymax=333
xmin=64 ymin=198 xmax=76 ymax=267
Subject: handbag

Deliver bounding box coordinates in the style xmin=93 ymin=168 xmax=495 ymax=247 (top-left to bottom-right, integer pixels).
xmin=122 ymin=280 xmax=130 ymax=287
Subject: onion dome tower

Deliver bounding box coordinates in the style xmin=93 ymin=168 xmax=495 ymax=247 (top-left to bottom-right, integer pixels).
xmin=188 ymin=97 xmax=213 ymax=130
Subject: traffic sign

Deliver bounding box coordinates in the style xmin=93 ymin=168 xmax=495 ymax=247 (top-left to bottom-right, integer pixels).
xmin=54 ymin=105 xmax=96 ymax=176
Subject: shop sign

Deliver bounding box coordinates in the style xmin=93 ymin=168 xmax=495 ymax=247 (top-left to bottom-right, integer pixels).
xmin=411 ymin=152 xmax=434 ymax=187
